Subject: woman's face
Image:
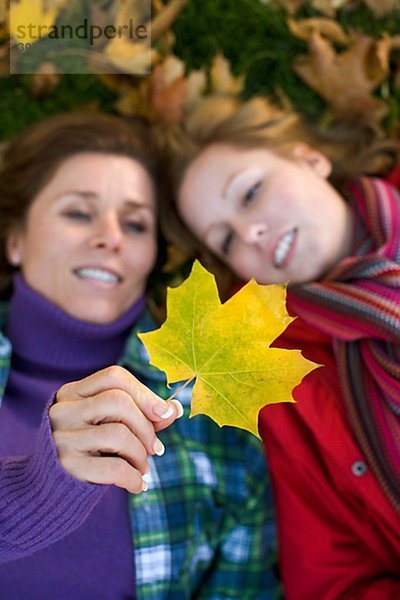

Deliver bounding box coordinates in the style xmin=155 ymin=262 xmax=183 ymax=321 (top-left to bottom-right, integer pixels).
xmin=178 ymin=143 xmax=354 ymax=285
xmin=7 ymin=153 xmax=157 ymax=324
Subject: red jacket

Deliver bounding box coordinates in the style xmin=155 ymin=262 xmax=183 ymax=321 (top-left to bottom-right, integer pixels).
xmin=259 ymin=317 xmax=400 ymax=600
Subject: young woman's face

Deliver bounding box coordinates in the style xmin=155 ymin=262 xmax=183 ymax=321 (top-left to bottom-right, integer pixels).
xmin=178 ymin=143 xmax=354 ymax=285
xmin=7 ymin=153 xmax=157 ymax=324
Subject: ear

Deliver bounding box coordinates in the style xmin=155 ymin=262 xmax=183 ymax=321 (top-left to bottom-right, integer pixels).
xmin=291 ymin=143 xmax=332 ymax=179
xmin=5 ymin=230 xmax=23 ymax=267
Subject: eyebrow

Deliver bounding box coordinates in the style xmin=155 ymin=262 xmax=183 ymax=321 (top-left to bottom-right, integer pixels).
xmin=222 ymin=170 xmax=242 ymax=199
xmin=62 ymin=191 xmax=154 ymax=211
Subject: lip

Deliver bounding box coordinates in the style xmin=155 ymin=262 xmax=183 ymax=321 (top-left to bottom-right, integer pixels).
xmin=272 ymin=228 xmax=297 ymax=269
xmin=73 ymin=265 xmax=124 ymax=286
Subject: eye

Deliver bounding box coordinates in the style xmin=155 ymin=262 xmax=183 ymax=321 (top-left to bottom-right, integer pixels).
xmin=221 ymin=230 xmax=234 ymax=256
xmin=124 ymin=221 xmax=146 ymax=233
xmin=62 ymin=210 xmax=91 ymax=222
xmin=243 ymin=181 xmax=261 ymax=206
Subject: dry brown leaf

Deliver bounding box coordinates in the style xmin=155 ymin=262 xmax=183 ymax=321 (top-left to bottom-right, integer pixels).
xmin=273 ymin=0 xmax=307 ymax=14
xmin=104 ymin=37 xmax=159 ymax=74
xmin=311 ymin=0 xmax=350 ymax=17
xmin=42 ymin=0 xmax=67 ymax=9
xmin=151 ymin=0 xmax=165 ymax=14
xmin=185 ymin=69 xmax=207 ymax=106
xmin=90 ymin=1 xmax=151 ymax=69
xmin=113 ymin=80 xmax=152 ymax=118
xmin=103 ymin=52 xmax=204 ymax=122
xmin=395 ymin=62 xmax=400 ymax=93
xmin=151 ymin=0 xmax=187 ymax=41
xmin=390 ymin=35 xmax=400 ymax=50
xmin=293 ymin=32 xmax=391 ymax=123
xmin=31 ymin=61 xmax=61 ymax=95
xmin=147 ymin=55 xmax=206 ymax=124
xmin=288 ymin=17 xmax=350 ymax=44
xmin=210 ymin=54 xmax=244 ymax=95
xmin=0 ymin=40 xmax=10 ymax=76
xmin=363 ymin=0 xmax=398 ymax=17
xmin=0 ymin=0 xmax=6 ymax=26
xmin=149 ymin=62 xmax=187 ymax=124
xmin=157 ymin=54 xmax=206 ymax=103
xmin=88 ymin=4 xmax=113 ymax=50
xmin=114 ymin=0 xmax=149 ymax=32
xmin=157 ymin=53 xmax=184 ymax=84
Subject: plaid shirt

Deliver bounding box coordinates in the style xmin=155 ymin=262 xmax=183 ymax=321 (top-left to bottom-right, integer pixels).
xmin=0 ymin=305 xmax=280 ymax=599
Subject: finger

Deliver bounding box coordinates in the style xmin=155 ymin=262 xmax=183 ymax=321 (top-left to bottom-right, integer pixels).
xmin=88 ymin=456 xmax=147 ymax=494
xmin=63 ymin=454 xmax=146 ymax=494
xmin=53 ymin=422 xmax=149 ymax=475
xmin=154 ymin=399 xmax=184 ymax=433
xmin=50 ymin=389 xmax=159 ymax=455
xmin=56 ymin=365 xmax=183 ymax=423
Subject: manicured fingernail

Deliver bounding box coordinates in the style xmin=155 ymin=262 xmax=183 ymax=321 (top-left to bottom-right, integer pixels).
xmin=142 ymin=471 xmax=151 ymax=484
xmin=153 ymin=403 xmax=174 ymax=419
xmin=153 ymin=439 xmax=165 ymax=456
xmin=171 ymin=399 xmax=184 ymax=418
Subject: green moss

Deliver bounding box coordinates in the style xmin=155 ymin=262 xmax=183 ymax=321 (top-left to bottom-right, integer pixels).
xmin=173 ymin=0 xmax=324 ymax=119
xmin=337 ymin=5 xmax=400 ymax=37
xmin=0 ymin=74 xmax=117 ymax=140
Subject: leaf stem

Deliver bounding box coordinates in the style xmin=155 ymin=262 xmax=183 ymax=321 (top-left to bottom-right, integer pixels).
xmin=167 ymin=375 xmax=195 ymax=400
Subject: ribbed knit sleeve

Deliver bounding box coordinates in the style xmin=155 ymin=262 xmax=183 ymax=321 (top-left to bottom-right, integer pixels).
xmin=0 ymin=400 xmax=105 ymax=564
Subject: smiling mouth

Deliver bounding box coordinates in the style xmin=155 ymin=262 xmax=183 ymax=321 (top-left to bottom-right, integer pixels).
xmin=74 ymin=268 xmax=122 ymax=284
xmin=273 ymin=229 xmax=297 ymax=268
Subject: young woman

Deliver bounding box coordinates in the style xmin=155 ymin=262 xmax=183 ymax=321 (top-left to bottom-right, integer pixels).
xmin=0 ymin=111 xmax=278 ymax=599
xmin=165 ymin=95 xmax=400 ymax=599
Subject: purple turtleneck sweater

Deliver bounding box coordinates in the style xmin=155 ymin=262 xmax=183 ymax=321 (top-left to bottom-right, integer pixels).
xmin=0 ymin=275 xmax=145 ymax=599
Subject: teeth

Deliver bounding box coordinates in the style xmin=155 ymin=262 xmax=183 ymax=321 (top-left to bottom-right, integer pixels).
xmin=75 ymin=268 xmax=120 ymax=284
xmin=274 ymin=230 xmax=295 ymax=268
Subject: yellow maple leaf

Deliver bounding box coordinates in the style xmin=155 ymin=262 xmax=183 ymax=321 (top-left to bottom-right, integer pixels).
xmin=9 ymin=0 xmax=59 ymax=45
xmin=139 ymin=261 xmax=318 ymax=438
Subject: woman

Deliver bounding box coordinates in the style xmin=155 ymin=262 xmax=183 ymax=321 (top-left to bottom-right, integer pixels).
xmin=0 ymin=111 xmax=277 ymax=599
xmin=165 ymin=95 xmax=400 ymax=599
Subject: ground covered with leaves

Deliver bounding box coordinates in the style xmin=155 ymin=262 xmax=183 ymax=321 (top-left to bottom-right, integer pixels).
xmin=0 ymin=0 xmax=399 ymax=140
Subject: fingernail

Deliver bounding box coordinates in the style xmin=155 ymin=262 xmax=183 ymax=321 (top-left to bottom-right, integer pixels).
xmin=142 ymin=471 xmax=151 ymax=484
xmin=153 ymin=438 xmax=165 ymax=456
xmin=153 ymin=403 xmax=174 ymax=420
xmin=171 ymin=399 xmax=184 ymax=418
xmin=142 ymin=481 xmax=148 ymax=492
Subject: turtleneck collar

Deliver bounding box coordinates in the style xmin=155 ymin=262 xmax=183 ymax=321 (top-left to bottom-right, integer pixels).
xmin=6 ymin=274 xmax=146 ymax=376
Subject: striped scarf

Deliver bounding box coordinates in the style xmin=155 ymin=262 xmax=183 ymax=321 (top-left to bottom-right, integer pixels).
xmin=289 ymin=177 xmax=400 ymax=512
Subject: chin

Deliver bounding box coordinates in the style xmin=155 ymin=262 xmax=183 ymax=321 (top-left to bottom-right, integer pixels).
xmin=66 ymin=305 xmax=122 ymax=325
xmin=86 ymin=311 xmax=122 ymax=325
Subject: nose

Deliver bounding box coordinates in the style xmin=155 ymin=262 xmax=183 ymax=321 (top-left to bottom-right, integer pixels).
xmin=234 ymin=220 xmax=268 ymax=246
xmin=90 ymin=214 xmax=123 ymax=253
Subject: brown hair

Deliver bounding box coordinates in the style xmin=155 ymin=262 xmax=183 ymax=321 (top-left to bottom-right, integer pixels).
xmin=0 ymin=111 xmax=164 ymax=298
xmin=162 ymin=94 xmax=399 ymax=269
